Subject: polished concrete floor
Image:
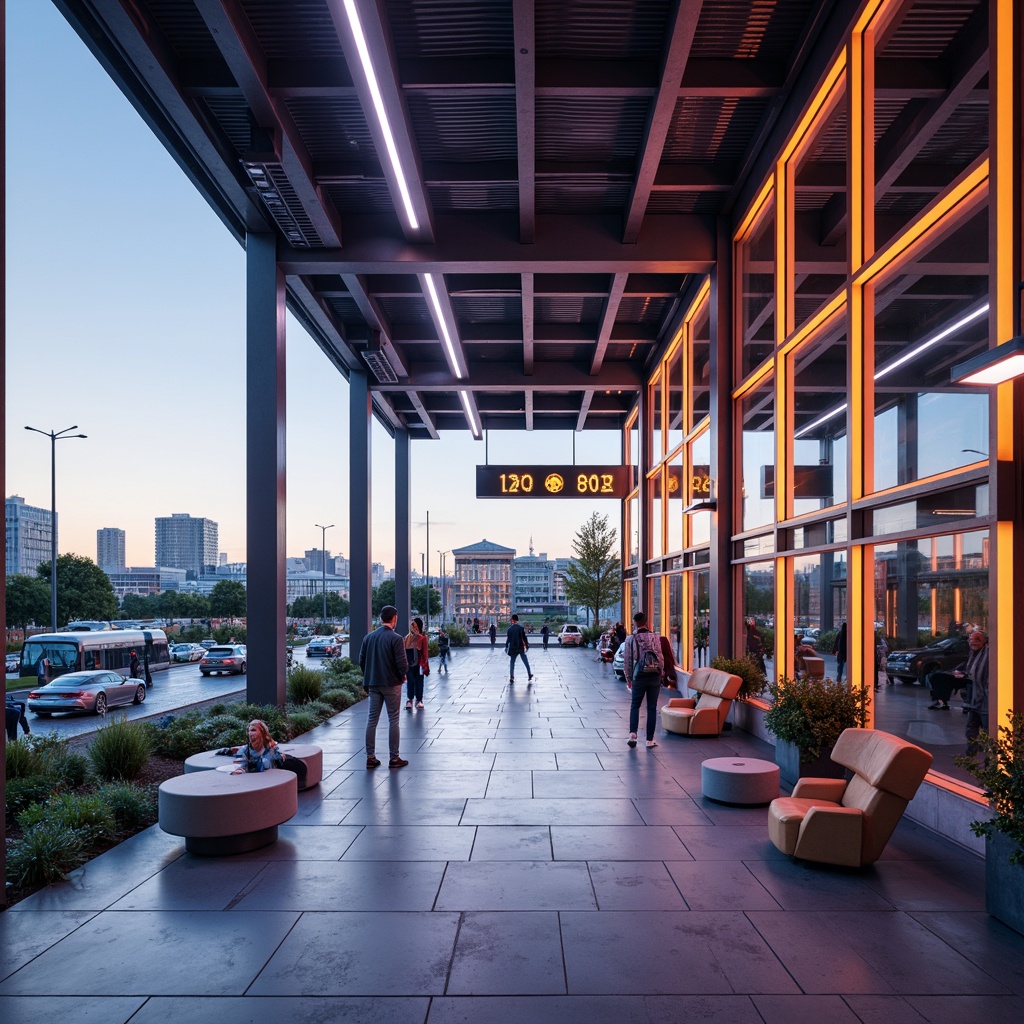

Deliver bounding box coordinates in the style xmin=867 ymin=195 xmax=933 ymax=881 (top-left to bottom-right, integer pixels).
xmin=2 ymin=645 xmax=1023 ymax=1023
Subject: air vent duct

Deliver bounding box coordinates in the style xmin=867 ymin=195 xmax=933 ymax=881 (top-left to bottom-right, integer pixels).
xmin=362 ymin=339 xmax=400 ymax=383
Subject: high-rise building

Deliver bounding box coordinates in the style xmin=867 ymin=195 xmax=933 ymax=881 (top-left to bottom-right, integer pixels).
xmin=5 ymin=495 xmax=53 ymax=576
xmin=154 ymin=513 xmax=219 ymax=576
xmin=96 ymin=527 xmax=126 ymax=572
xmin=305 ymin=548 xmax=331 ymax=573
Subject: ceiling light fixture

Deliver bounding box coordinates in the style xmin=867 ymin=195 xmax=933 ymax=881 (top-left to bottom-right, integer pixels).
xmin=424 ymin=273 xmax=463 ymax=379
xmin=951 ymin=285 xmax=1024 ymax=384
xmin=341 ymin=0 xmax=419 ymax=231
xmin=459 ymin=390 xmax=481 ymax=439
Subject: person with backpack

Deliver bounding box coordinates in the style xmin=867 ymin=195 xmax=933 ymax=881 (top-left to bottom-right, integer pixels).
xmin=437 ymin=626 xmax=451 ymax=672
xmin=505 ymin=613 xmax=533 ymax=685
xmin=622 ymin=610 xmax=665 ymax=749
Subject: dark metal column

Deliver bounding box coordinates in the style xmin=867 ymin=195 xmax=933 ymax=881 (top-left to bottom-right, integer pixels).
xmin=709 ymin=219 xmax=734 ymax=660
xmin=349 ymin=370 xmax=372 ymax=658
xmin=637 ymin=383 xmax=650 ymax=613
xmin=245 ymin=232 xmax=287 ymax=706
xmin=395 ymin=429 xmax=412 ymax=627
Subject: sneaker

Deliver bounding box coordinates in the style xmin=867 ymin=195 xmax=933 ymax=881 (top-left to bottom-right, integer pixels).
xmin=366 ymin=756 xmax=381 ymax=769
xmin=509 ymin=678 xmax=515 ymax=683
xmin=939 ymin=703 xmax=950 ymax=710
xmin=646 ymin=740 xmax=658 ymax=748
xmin=389 ymin=757 xmax=409 ymax=769
xmin=927 ymin=701 xmax=943 ymax=709
xmin=417 ymin=701 xmax=424 ymax=709
xmin=627 ymin=734 xmax=637 ymax=748
xmin=528 ymin=675 xmax=534 ymax=681
xmin=405 ymin=700 xmax=413 ymax=710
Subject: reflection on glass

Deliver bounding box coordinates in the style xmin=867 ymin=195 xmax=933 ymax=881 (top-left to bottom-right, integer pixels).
xmin=667 ymin=345 xmax=683 ymax=452
xmin=692 ymin=569 xmax=710 ymax=669
xmin=741 ymin=377 xmax=776 ymax=531
xmin=649 ymin=473 xmax=663 ymax=560
xmin=650 ymin=374 xmax=663 ymax=462
xmin=689 ymin=431 xmax=711 ymax=547
xmin=739 ymin=200 xmax=776 ymax=380
xmin=670 ymin=574 xmax=683 ymax=664
xmin=627 ymin=495 xmax=639 ymax=565
xmin=691 ymin=301 xmax=710 ymax=424
xmin=743 ymin=560 xmax=775 ymax=681
xmin=667 ymin=456 xmax=683 ymax=555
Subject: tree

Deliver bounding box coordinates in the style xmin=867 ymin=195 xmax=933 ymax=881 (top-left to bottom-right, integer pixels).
xmin=560 ymin=512 xmax=621 ymax=625
xmin=209 ymin=579 xmax=247 ymax=618
xmin=412 ymin=584 xmax=441 ymax=617
xmin=289 ymin=593 xmax=350 ymax=620
xmin=36 ymin=554 xmax=119 ymax=626
xmin=371 ymin=579 xmax=440 ymax=618
xmin=5 ymin=574 xmax=51 ymax=631
xmin=372 ymin=579 xmax=396 ymax=616
xmin=118 ymin=593 xmax=157 ymax=619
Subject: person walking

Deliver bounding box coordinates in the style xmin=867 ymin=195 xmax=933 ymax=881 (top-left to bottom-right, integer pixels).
xmin=505 ymin=613 xmax=533 ymax=684
xmin=437 ymin=626 xmax=451 ymax=672
xmin=404 ymin=617 xmax=430 ymax=710
xmin=359 ymin=604 xmax=410 ymax=769
xmin=129 ymin=650 xmax=141 ymax=679
xmin=540 ymin=623 xmax=550 ymax=649
xmin=622 ymin=611 xmax=665 ymax=749
xmin=744 ymin=619 xmax=766 ymax=676
xmin=489 ymin=622 xmax=497 ymax=646
xmin=5 ymin=696 xmax=31 ymax=741
xmin=833 ymin=622 xmax=848 ymax=684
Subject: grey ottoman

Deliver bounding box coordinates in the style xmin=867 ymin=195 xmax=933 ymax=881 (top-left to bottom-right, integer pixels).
xmin=701 ymin=757 xmax=780 ymax=805
xmin=185 ymin=743 xmax=323 ymax=789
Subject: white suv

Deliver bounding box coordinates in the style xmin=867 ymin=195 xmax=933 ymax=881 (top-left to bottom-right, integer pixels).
xmin=557 ymin=625 xmax=584 ymax=646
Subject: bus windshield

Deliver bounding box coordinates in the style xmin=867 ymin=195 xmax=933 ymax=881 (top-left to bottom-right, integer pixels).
xmin=20 ymin=640 xmax=80 ymax=676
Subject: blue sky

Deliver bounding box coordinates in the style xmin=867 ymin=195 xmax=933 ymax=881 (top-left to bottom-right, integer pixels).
xmin=4 ymin=0 xmax=621 ymax=572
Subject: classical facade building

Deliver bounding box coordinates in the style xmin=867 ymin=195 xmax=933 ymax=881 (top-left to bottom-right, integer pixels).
xmin=451 ymin=539 xmax=515 ymax=624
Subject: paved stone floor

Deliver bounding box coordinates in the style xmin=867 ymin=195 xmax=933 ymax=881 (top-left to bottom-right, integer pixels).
xmin=2 ymin=645 xmax=1023 ymax=1023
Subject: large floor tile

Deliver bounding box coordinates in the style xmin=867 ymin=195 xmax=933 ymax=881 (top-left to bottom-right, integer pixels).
xmin=447 ymin=912 xmax=566 ymax=994
xmin=551 ymin=825 xmax=690 ymax=860
xmin=744 ymin=860 xmax=898 ymax=911
xmin=0 ymin=996 xmax=147 ymax=1024
xmin=587 ymin=861 xmax=688 ymax=910
xmin=0 ymin=911 xmax=96 ymax=982
xmin=665 ymin=861 xmax=782 ymax=911
xmin=471 ymin=825 xmax=553 ymax=860
xmin=108 ymin=857 xmax=270 ymax=910
xmin=341 ymin=797 xmax=469 ymax=826
xmin=230 ymin=860 xmax=447 ymax=911
xmin=462 ymin=798 xmax=644 ymax=826
xmin=129 ymin=996 xmax=430 ymax=1024
xmin=560 ymin=911 xmax=800 ymax=994
xmin=0 ymin=911 xmax=299 ymax=995
xmin=341 ymin=825 xmax=476 ymax=861
xmin=437 ymin=861 xmax=597 ymax=910
xmin=248 ymin=912 xmax=459 ymax=995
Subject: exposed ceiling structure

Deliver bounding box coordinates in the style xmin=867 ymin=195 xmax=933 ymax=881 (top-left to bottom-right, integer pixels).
xmin=54 ymin=0 xmax=988 ymax=439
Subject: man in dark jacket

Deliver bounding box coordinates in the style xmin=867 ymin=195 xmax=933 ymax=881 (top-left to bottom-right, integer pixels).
xmin=505 ymin=614 xmax=533 ymax=684
xmin=961 ymin=629 xmax=990 ymax=755
xmin=359 ymin=604 xmax=409 ymax=769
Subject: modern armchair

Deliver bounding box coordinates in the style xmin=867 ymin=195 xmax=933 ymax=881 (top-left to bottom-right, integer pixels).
xmin=660 ymin=666 xmax=743 ymax=736
xmin=767 ymin=728 xmax=933 ymax=867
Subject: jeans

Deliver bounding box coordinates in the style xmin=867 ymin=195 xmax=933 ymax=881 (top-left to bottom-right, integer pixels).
xmin=965 ymin=708 xmax=984 ymax=753
xmin=438 ymin=649 xmax=449 ymax=670
xmin=629 ymin=678 xmax=662 ymax=741
xmin=365 ymin=685 xmax=403 ymax=759
xmin=406 ymin=665 xmax=424 ymax=702
xmin=835 ymin=659 xmax=846 ymax=683
xmin=5 ymin=700 xmax=30 ymax=741
xmin=509 ymin=650 xmax=532 ymax=680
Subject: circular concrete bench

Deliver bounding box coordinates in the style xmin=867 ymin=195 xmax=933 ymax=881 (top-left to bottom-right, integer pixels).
xmin=701 ymin=757 xmax=780 ymax=805
xmin=184 ymin=743 xmax=323 ymax=789
xmin=158 ymin=769 xmax=298 ymax=855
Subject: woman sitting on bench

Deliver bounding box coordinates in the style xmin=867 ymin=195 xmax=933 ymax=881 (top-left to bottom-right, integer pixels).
xmin=230 ymin=719 xmax=307 ymax=788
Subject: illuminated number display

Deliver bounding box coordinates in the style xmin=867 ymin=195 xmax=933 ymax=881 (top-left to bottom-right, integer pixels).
xmin=477 ymin=465 xmax=634 ymax=499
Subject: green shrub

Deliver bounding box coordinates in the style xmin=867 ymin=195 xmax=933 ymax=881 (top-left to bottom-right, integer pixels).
xmin=427 ymin=638 xmax=439 ymax=657
xmin=95 ymin=782 xmax=158 ymax=831
xmin=88 ymin=716 xmax=154 ymax=781
xmin=230 ymin=703 xmax=288 ymax=735
xmin=301 ymin=700 xmax=336 ymax=723
xmin=447 ymin=626 xmax=468 ymax=647
xmin=149 ymin=709 xmax=209 ymax=759
xmin=207 ymin=702 xmax=229 ymax=716
xmin=194 ymin=714 xmax=247 ymax=745
xmin=213 ymin=624 xmax=247 ymax=644
xmin=710 ymin=655 xmax=768 ymax=699
xmin=321 ymin=687 xmax=357 ymax=712
xmin=18 ymin=793 xmax=115 ymax=842
xmin=6 ymin=821 xmax=89 ymax=886
xmin=5 ymin=776 xmax=56 ymax=816
xmin=326 ymin=657 xmax=359 ymax=676
xmin=5 ymin=739 xmax=41 ymax=780
xmin=285 ymin=710 xmax=317 ymax=738
xmin=764 ymin=675 xmax=870 ymax=761
xmin=287 ymin=665 xmax=323 ymax=704
xmin=55 ymin=752 xmax=92 ymax=789
xmin=580 ymin=626 xmax=603 ymax=648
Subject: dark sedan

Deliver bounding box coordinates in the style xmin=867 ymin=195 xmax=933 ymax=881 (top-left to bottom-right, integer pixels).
xmin=885 ymin=634 xmax=971 ymax=685
xmin=27 ymin=670 xmax=147 ymax=717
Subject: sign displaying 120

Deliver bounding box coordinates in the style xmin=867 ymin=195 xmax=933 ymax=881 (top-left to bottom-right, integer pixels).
xmin=476 ymin=465 xmax=634 ymax=499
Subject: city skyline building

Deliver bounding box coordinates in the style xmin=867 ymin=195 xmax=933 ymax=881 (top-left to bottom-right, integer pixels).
xmin=5 ymin=495 xmax=53 ymax=577
xmin=154 ymin=513 xmax=219 ymax=577
xmin=96 ymin=527 xmax=126 ymax=573
xmin=451 ymin=539 xmax=515 ymax=624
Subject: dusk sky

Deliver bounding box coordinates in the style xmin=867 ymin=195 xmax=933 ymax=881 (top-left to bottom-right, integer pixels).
xmin=4 ymin=0 xmax=622 ymax=574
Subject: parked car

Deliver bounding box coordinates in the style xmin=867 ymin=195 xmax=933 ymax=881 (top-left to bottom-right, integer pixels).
xmin=171 ymin=642 xmax=205 ymax=663
xmin=884 ymin=634 xmax=971 ymax=685
xmin=557 ymin=624 xmax=584 ymax=647
xmin=6 ymin=652 xmax=21 ymax=674
xmin=306 ymin=636 xmax=341 ymax=657
xmin=200 ymin=645 xmax=247 ymax=676
xmin=199 ymin=639 xmax=218 ymax=649
xmin=27 ymin=669 xmax=147 ymax=717
xmin=597 ymin=631 xmax=615 ymax=662
xmin=612 ymin=643 xmax=626 ymax=679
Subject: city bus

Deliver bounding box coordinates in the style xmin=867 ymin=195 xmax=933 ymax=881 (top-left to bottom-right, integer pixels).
xmin=19 ymin=629 xmax=171 ymax=683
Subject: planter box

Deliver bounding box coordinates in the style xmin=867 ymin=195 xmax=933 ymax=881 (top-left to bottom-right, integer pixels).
xmin=986 ymin=832 xmax=1024 ymax=937
xmin=775 ymin=738 xmax=847 ymax=789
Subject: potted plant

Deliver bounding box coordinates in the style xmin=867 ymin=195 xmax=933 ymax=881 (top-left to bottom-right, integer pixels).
xmin=764 ymin=675 xmax=870 ymax=786
xmin=710 ymin=655 xmax=768 ymax=700
xmin=955 ymin=711 xmax=1024 ymax=936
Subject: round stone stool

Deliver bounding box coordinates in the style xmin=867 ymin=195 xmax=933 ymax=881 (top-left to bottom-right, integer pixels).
xmin=185 ymin=744 xmax=323 ymax=789
xmin=701 ymin=757 xmax=780 ymax=805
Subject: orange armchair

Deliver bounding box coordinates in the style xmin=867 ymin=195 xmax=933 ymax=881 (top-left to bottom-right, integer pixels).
xmin=768 ymin=728 xmax=933 ymax=867
xmin=659 ymin=666 xmax=742 ymax=736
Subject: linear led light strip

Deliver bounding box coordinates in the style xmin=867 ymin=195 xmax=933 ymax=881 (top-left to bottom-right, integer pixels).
xmin=342 ymin=0 xmax=418 ymax=231
xmin=424 ymin=272 xmax=464 ymax=379
xmin=795 ymin=302 xmax=990 ymax=438
xmin=459 ymin=390 xmax=481 ymax=438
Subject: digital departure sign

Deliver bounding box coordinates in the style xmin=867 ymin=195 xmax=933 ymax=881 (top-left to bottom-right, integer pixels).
xmin=476 ymin=465 xmax=635 ymax=499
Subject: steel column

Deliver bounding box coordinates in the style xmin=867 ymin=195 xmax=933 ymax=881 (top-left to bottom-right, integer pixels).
xmin=395 ymin=429 xmax=412 ymax=628
xmin=709 ymin=218 xmax=734 ymax=660
xmin=349 ymin=370 xmax=372 ymax=657
xmin=245 ymin=232 xmax=287 ymax=706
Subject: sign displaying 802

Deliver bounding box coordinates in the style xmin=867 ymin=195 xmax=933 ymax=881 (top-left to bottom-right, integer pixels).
xmin=476 ymin=465 xmax=635 ymax=499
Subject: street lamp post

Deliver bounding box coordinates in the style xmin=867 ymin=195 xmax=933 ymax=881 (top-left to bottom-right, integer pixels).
xmin=437 ymin=550 xmax=449 ymax=623
xmin=25 ymin=425 xmax=87 ymax=633
xmin=315 ymin=523 xmax=334 ymax=623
